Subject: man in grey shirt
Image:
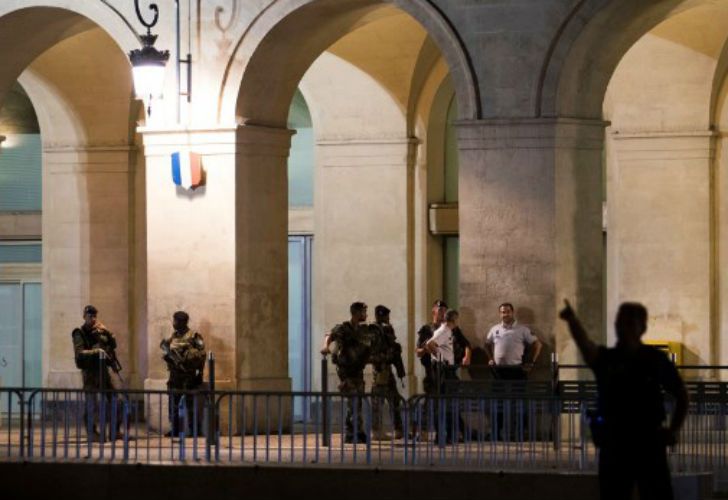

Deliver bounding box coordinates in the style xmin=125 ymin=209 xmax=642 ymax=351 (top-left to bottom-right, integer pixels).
xmin=484 ymin=302 xmax=542 ymax=380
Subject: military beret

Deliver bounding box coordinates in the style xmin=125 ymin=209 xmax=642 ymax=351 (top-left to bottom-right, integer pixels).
xmin=375 ymin=305 xmax=390 ymax=316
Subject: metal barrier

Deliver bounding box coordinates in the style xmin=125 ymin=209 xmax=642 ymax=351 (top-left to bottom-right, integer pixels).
xmin=0 ymin=384 xmax=725 ymax=473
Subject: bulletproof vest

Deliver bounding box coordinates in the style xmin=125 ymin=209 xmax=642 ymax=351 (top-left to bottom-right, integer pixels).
xmin=369 ymin=324 xmax=400 ymax=367
xmin=331 ymin=322 xmax=371 ymax=372
xmin=73 ymin=326 xmax=112 ymax=371
xmin=167 ymin=330 xmax=205 ymax=373
xmin=95 ymin=329 xmax=116 ymax=352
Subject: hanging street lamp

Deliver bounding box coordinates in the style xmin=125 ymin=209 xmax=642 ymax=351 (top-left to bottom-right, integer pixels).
xmin=128 ymin=1 xmax=170 ymax=115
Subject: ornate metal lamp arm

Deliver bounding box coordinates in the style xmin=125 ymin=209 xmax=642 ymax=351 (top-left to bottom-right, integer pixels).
xmin=134 ymin=0 xmax=160 ymax=34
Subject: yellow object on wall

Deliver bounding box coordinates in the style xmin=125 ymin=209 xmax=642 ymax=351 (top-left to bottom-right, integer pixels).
xmin=644 ymin=340 xmax=682 ymax=365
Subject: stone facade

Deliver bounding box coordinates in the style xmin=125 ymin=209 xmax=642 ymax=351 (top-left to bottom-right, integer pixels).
xmin=0 ymin=0 xmax=725 ymax=393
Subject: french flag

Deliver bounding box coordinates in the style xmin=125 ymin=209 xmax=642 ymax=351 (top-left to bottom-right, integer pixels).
xmin=171 ymin=151 xmax=203 ymax=189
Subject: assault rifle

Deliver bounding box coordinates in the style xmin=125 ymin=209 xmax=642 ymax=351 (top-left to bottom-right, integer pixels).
xmin=94 ymin=329 xmax=124 ymax=385
xmin=160 ymin=339 xmax=191 ymax=373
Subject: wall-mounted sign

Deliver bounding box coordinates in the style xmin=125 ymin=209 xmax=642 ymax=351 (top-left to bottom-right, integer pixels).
xmin=171 ymin=151 xmax=204 ymax=190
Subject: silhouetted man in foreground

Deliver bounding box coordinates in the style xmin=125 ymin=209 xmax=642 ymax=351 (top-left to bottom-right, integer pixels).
xmin=559 ymin=300 xmax=688 ymax=500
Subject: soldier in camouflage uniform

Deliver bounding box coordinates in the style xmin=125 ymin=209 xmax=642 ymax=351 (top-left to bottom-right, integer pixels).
xmin=71 ymin=305 xmax=123 ymax=441
xmin=369 ymin=305 xmax=405 ymax=439
xmin=321 ymin=302 xmax=371 ymax=443
xmin=160 ymin=311 xmax=206 ymax=437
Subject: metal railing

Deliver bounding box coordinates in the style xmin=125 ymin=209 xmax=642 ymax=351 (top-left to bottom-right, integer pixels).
xmin=1 ymin=352 xmax=726 ymax=469
xmin=1 ymin=384 xmax=725 ymax=472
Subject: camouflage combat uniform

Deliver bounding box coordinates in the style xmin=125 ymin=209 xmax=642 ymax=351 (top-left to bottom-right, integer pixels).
xmin=161 ymin=328 xmax=206 ymax=436
xmin=71 ymin=323 xmax=119 ymax=439
xmin=369 ymin=322 xmax=405 ymax=437
xmin=330 ymin=321 xmax=371 ymax=441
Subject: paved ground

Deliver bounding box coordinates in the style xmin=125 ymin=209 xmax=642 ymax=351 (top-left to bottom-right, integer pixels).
xmin=0 ymin=424 xmax=597 ymax=470
xmin=0 ymin=422 xmax=724 ymax=479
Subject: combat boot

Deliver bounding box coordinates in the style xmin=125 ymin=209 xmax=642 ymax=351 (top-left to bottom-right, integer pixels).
xmin=86 ymin=426 xmax=102 ymax=443
xmin=371 ymin=426 xmax=387 ymax=440
xmin=344 ymin=431 xmax=368 ymax=444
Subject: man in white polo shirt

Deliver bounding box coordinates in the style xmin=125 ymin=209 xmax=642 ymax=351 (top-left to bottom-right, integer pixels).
xmin=426 ymin=309 xmax=461 ymax=444
xmin=484 ymin=302 xmax=542 ymax=380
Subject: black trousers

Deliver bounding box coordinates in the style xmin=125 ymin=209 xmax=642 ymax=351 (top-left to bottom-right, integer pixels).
xmin=371 ymin=372 xmax=403 ymax=432
xmin=83 ymin=391 xmax=123 ymax=439
xmin=493 ymin=365 xmax=527 ymax=380
xmin=82 ymin=369 xmax=122 ymax=439
xmin=168 ymin=384 xmax=203 ymax=436
xmin=432 ymin=363 xmax=462 ymax=443
xmin=599 ymin=435 xmax=673 ymax=500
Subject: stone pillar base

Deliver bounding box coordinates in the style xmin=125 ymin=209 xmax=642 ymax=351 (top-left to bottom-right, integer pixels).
xmin=143 ymin=378 xmax=170 ymax=434
xmin=234 ymin=376 xmax=292 ymax=434
xmin=47 ymin=370 xmax=82 ymax=389
xmin=143 ymin=377 xmax=236 ymax=436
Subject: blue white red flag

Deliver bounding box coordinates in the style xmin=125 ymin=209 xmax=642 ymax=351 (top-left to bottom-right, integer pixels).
xmin=171 ymin=151 xmax=203 ymax=189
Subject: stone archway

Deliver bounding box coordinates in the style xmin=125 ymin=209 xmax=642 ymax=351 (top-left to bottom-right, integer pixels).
xmin=545 ymin=0 xmax=728 ymax=368
xmin=220 ymin=0 xmax=479 ymax=126
xmin=542 ymin=0 xmax=707 ymax=119
xmin=228 ymin=0 xmax=480 ymax=399
xmin=0 ymin=6 xmax=141 ymax=388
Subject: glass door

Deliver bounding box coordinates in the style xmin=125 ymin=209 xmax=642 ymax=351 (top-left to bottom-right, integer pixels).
xmin=0 ymin=281 xmax=42 ymax=413
xmin=0 ymin=284 xmax=22 ymax=390
xmin=288 ymin=236 xmax=312 ymax=421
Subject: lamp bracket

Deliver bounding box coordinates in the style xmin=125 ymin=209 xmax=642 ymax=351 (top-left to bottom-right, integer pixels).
xmin=134 ymin=0 xmax=160 ymax=34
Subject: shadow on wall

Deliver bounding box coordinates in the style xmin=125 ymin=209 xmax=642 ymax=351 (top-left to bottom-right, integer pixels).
xmin=459 ymin=305 xmax=477 ymax=341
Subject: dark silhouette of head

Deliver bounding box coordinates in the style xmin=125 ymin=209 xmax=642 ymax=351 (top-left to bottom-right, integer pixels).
xmin=615 ymin=302 xmax=648 ymax=345
xmin=173 ymin=310 xmax=190 ymax=331
xmin=83 ymin=304 xmax=98 ymax=328
xmin=374 ymin=304 xmax=390 ymax=323
xmin=350 ymin=302 xmax=368 ymax=322
xmin=445 ymin=309 xmax=459 ymax=324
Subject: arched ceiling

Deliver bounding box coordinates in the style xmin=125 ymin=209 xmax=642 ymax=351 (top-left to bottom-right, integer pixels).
xmin=325 ymin=7 xmax=430 ymax=113
xmin=0 ymin=83 xmax=39 ymax=134
xmin=604 ymin=2 xmax=728 ymax=131
xmin=21 ymin=26 xmax=134 ymax=146
xmin=0 ymin=7 xmax=96 ymax=108
xmin=231 ymin=0 xmax=478 ymax=126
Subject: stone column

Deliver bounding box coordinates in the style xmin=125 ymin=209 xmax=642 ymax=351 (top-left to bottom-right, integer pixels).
xmin=609 ymin=131 xmax=715 ymax=367
xmin=44 ymin=146 xmax=132 ymax=388
xmin=313 ymin=138 xmax=418 ymax=394
xmin=235 ymin=125 xmax=293 ymax=432
xmin=235 ymin=125 xmax=293 ymax=392
xmin=457 ymin=118 xmax=605 ymax=369
xmin=141 ymin=128 xmax=237 ymax=431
